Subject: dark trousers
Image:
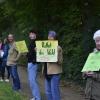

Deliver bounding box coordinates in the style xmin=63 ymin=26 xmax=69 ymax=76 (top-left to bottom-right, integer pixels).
xmin=0 ymin=62 xmax=2 ymax=76
xmin=1 ymin=61 xmax=10 ymax=79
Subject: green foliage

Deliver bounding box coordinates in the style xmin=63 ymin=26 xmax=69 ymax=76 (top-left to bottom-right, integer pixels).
xmin=0 ymin=83 xmax=27 ymax=100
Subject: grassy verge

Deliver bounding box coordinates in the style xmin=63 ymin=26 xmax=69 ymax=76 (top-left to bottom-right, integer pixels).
xmin=0 ymin=82 xmax=27 ymax=100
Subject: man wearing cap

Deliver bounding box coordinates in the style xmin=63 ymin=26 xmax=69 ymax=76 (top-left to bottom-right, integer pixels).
xmin=43 ymin=31 xmax=63 ymax=100
xmin=83 ymin=30 xmax=100 ymax=100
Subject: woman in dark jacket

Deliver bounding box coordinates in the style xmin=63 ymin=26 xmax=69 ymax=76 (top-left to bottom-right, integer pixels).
xmin=1 ymin=38 xmax=10 ymax=82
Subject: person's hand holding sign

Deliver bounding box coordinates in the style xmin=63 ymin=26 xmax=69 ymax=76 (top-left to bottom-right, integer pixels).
xmin=85 ymin=71 xmax=94 ymax=77
xmin=34 ymin=47 xmax=37 ymax=51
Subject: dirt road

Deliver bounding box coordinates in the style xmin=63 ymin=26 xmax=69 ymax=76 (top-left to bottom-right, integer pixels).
xmin=18 ymin=67 xmax=85 ymax=100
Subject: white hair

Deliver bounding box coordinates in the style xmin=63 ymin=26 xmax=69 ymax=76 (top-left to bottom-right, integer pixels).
xmin=93 ymin=30 xmax=100 ymax=40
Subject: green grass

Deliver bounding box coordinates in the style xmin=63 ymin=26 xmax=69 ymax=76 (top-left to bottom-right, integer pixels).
xmin=0 ymin=82 xmax=27 ymax=100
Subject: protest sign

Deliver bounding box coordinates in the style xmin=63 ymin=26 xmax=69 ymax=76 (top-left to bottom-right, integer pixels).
xmin=16 ymin=40 xmax=28 ymax=53
xmin=82 ymin=52 xmax=100 ymax=72
xmin=36 ymin=40 xmax=58 ymax=62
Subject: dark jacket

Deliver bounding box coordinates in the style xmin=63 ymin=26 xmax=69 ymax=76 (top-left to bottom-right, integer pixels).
xmin=27 ymin=40 xmax=36 ymax=63
xmin=3 ymin=44 xmax=9 ymax=61
xmin=0 ymin=43 xmax=3 ymax=50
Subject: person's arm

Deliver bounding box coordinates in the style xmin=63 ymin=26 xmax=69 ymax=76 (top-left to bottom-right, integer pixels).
xmin=14 ymin=44 xmax=21 ymax=61
xmin=16 ymin=51 xmax=21 ymax=61
xmin=58 ymin=46 xmax=63 ymax=64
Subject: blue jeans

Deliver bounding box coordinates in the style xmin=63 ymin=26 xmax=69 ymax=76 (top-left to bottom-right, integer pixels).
xmin=9 ymin=65 xmax=21 ymax=91
xmin=28 ymin=63 xmax=41 ymax=100
xmin=45 ymin=74 xmax=61 ymax=100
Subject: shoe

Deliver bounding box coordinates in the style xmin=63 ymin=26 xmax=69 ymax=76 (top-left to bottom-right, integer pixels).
xmin=5 ymin=79 xmax=10 ymax=82
xmin=30 ymin=98 xmax=35 ymax=100
xmin=0 ymin=79 xmax=4 ymax=82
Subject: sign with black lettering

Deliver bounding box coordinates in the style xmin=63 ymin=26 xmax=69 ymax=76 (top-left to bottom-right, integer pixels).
xmin=36 ymin=40 xmax=58 ymax=62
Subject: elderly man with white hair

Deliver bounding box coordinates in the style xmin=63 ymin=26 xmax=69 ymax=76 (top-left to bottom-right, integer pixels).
xmin=84 ymin=30 xmax=100 ymax=100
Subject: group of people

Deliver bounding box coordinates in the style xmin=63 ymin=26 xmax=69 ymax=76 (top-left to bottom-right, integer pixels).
xmin=0 ymin=30 xmax=63 ymax=100
xmin=27 ymin=30 xmax=63 ymax=100
xmin=1 ymin=29 xmax=100 ymax=100
xmin=0 ymin=34 xmax=21 ymax=90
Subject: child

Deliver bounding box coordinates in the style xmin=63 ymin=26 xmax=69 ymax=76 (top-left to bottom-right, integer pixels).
xmin=43 ymin=31 xmax=63 ymax=100
xmin=84 ymin=30 xmax=100 ymax=100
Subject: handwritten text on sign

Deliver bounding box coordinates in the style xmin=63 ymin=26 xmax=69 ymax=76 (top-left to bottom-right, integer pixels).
xmin=36 ymin=41 xmax=58 ymax=62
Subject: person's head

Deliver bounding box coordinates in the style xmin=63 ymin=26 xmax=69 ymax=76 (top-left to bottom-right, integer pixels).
xmin=93 ymin=30 xmax=100 ymax=50
xmin=29 ymin=30 xmax=37 ymax=40
xmin=7 ymin=34 xmax=14 ymax=43
xmin=48 ymin=31 xmax=57 ymax=40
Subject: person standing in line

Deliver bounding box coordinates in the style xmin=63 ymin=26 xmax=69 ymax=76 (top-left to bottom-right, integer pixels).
xmin=83 ymin=30 xmax=100 ymax=100
xmin=1 ymin=38 xmax=10 ymax=82
xmin=43 ymin=31 xmax=63 ymax=100
xmin=0 ymin=38 xmax=4 ymax=81
xmin=7 ymin=34 xmax=21 ymax=91
xmin=27 ymin=30 xmax=41 ymax=100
